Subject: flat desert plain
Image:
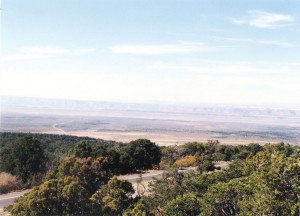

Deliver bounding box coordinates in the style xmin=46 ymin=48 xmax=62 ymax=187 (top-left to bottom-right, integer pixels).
xmin=1 ymin=102 xmax=300 ymax=146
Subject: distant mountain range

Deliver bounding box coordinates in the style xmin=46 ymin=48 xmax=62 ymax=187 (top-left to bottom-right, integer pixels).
xmin=1 ymin=96 xmax=300 ymax=118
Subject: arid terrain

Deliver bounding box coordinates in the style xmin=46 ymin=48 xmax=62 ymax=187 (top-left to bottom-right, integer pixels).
xmin=1 ymin=96 xmax=300 ymax=146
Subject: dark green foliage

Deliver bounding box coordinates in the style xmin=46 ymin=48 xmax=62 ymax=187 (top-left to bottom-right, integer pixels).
xmin=91 ymin=177 xmax=134 ymax=215
xmin=10 ymin=177 xmax=92 ymax=215
xmin=92 ymin=144 xmax=109 ymax=158
xmin=214 ymin=152 xmax=227 ymax=161
xmin=247 ymin=143 xmax=264 ymax=154
xmin=232 ymin=149 xmax=251 ymax=160
xmin=185 ymin=161 xmax=244 ymax=197
xmin=119 ymin=139 xmax=161 ymax=172
xmin=264 ymin=142 xmax=294 ymax=156
xmin=91 ymin=145 xmax=122 ymax=174
xmin=160 ymin=146 xmax=177 ymax=167
xmin=200 ymin=152 xmax=300 ymax=215
xmin=0 ymin=135 xmax=46 ymax=183
xmin=0 ymin=132 xmax=120 ymax=184
xmin=103 ymin=149 xmax=122 ymax=174
xmin=0 ymin=132 xmax=120 ymax=169
xmin=0 ymin=132 xmax=95 ymax=157
xmin=10 ymin=160 xmax=133 ymax=215
xmin=198 ymin=159 xmax=215 ymax=173
xmin=145 ymin=170 xmax=187 ymax=212
xmin=124 ymin=198 xmax=154 ymax=216
xmin=200 ymin=177 xmax=255 ymax=216
xmin=138 ymin=143 xmax=300 ymax=215
xmin=4 ymin=132 xmax=300 ymax=216
xmin=163 ymin=194 xmax=201 ymax=216
xmin=68 ymin=141 xmax=93 ymax=158
xmin=180 ymin=142 xmax=205 ymax=157
xmin=58 ymin=157 xmax=112 ymax=195
xmin=159 ymin=140 xmax=275 ymax=168
xmin=67 ymin=138 xmax=162 ymax=174
xmin=215 ymin=145 xmax=239 ymax=161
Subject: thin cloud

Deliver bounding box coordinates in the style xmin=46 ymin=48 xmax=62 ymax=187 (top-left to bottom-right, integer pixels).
xmin=155 ymin=62 xmax=299 ymax=77
xmin=257 ymin=40 xmax=294 ymax=47
xmin=231 ymin=10 xmax=296 ymax=28
xmin=3 ymin=45 xmax=96 ymax=61
xmin=111 ymin=42 xmax=209 ymax=55
xmin=220 ymin=37 xmax=295 ymax=47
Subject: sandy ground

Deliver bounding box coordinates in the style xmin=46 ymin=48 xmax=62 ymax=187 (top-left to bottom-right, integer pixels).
xmin=40 ymin=129 xmax=291 ymax=146
xmin=2 ymin=107 xmax=300 ymax=146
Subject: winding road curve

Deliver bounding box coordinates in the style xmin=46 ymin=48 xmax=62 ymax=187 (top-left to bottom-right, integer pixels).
xmin=0 ymin=190 xmax=30 ymax=215
xmin=52 ymin=123 xmax=66 ymax=133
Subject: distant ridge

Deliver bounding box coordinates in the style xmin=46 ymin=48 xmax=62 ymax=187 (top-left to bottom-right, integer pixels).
xmin=1 ymin=96 xmax=300 ymax=118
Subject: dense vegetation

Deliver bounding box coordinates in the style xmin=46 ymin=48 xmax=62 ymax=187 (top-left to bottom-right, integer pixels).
xmin=1 ymin=132 xmax=300 ymax=215
xmin=140 ymin=149 xmax=300 ymax=215
xmin=0 ymin=132 xmax=120 ymax=187
xmin=0 ymin=132 xmax=120 ymax=163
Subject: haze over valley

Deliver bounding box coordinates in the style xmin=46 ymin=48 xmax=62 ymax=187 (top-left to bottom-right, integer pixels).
xmin=2 ymin=96 xmax=300 ymax=145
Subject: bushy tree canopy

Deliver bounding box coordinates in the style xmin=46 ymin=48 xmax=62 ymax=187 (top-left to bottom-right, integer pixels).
xmin=68 ymin=141 xmax=92 ymax=158
xmin=10 ymin=177 xmax=91 ymax=215
xmin=91 ymin=177 xmax=134 ymax=215
xmin=0 ymin=136 xmax=45 ymax=183
xmin=163 ymin=194 xmax=201 ymax=216
xmin=120 ymin=139 xmax=161 ymax=171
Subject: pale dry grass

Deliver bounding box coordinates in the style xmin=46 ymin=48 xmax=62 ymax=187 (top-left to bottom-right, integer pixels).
xmin=0 ymin=172 xmax=21 ymax=194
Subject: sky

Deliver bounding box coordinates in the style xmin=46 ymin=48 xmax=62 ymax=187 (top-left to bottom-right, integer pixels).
xmin=1 ymin=0 xmax=300 ymax=107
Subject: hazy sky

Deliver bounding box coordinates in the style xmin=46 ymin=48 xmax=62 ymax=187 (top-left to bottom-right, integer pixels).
xmin=1 ymin=0 xmax=300 ymax=106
